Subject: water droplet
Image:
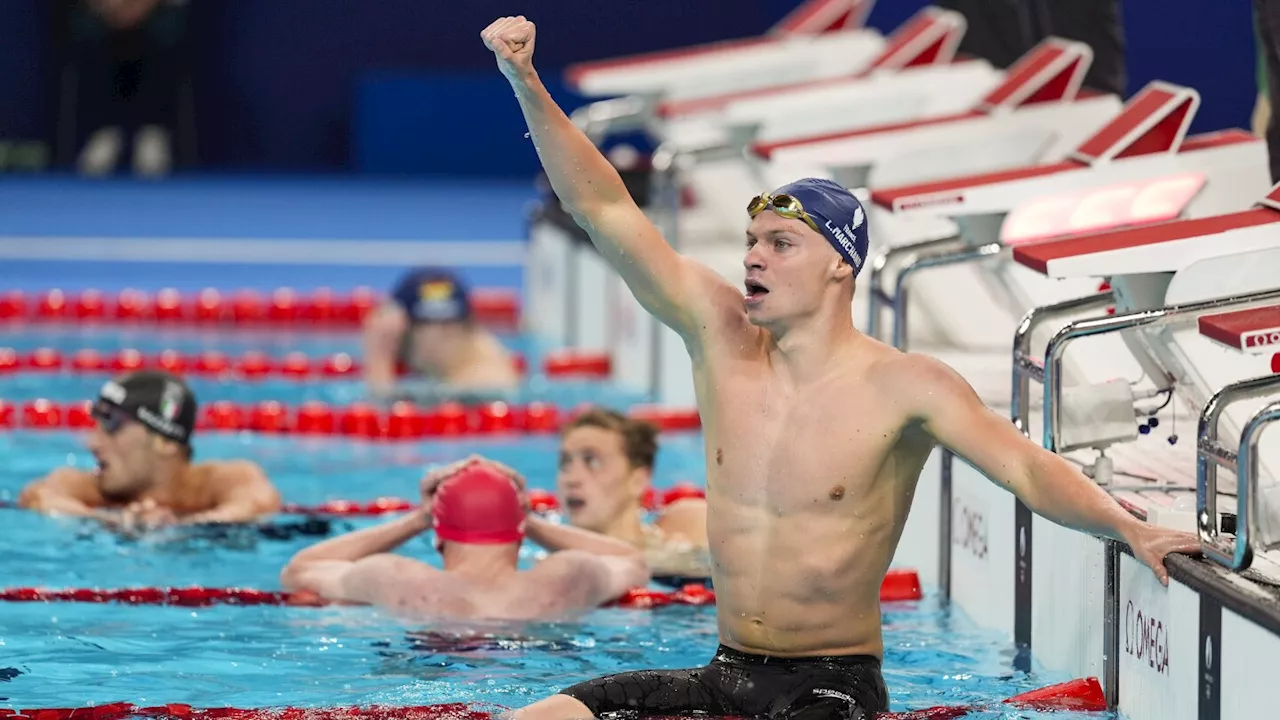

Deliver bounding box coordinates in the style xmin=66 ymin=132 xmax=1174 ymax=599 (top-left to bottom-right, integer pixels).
xmin=523 ymin=132 xmax=530 ymax=139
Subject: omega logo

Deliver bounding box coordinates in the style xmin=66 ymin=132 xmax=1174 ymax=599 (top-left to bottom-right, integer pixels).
xmin=1243 ymin=328 xmax=1280 ymax=349
xmin=1124 ymin=600 xmax=1170 ymax=675
xmin=952 ymin=497 xmax=988 ymax=560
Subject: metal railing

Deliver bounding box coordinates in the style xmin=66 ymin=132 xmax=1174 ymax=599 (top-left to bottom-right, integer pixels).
xmin=1038 ymin=287 xmax=1280 ymax=453
xmin=1009 ymin=290 xmax=1116 ymax=436
xmin=864 ymin=238 xmax=997 ymax=350
xmin=1197 ymin=375 xmax=1280 ymax=571
xmin=1008 ymin=285 xmax=1280 ymax=711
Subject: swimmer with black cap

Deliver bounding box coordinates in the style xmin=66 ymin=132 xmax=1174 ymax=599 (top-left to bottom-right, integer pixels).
xmin=483 ymin=15 xmax=1202 ymax=719
xmin=362 ymin=267 xmax=520 ymax=402
xmin=19 ymin=370 xmax=281 ymax=528
xmin=280 ymin=456 xmax=648 ymax=620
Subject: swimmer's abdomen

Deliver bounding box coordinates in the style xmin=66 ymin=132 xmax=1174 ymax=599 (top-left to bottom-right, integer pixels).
xmin=708 ymin=501 xmax=894 ymax=657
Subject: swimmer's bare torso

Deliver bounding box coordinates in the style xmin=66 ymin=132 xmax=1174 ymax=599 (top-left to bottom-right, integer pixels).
xmin=694 ymin=316 xmax=933 ymax=659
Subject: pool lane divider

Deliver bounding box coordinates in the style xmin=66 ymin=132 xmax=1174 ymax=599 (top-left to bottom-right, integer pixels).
xmin=0 ymin=287 xmax=520 ymax=329
xmin=0 ymin=569 xmax=923 ymax=609
xmin=0 ymin=398 xmax=703 ymax=437
xmin=0 ymin=347 xmax=616 ymax=382
xmin=0 ymin=677 xmax=1105 ymax=718
xmin=0 ymin=485 xmax=703 ymax=518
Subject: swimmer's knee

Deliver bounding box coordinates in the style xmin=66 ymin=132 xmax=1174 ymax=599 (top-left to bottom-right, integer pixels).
xmin=508 ymin=693 xmax=598 ymax=720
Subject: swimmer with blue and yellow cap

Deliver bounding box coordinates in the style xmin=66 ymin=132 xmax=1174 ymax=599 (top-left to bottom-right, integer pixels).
xmin=362 ymin=267 xmax=520 ymax=401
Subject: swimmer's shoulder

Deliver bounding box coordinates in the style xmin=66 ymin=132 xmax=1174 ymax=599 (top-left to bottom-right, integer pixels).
xmin=652 ymin=498 xmax=708 ymax=546
xmin=21 ymin=466 xmax=101 ymax=504
xmin=677 ymin=262 xmax=764 ymax=349
xmin=867 ymin=349 xmax=980 ymax=427
xmin=193 ymin=458 xmax=266 ymax=484
xmin=192 ymin=459 xmax=280 ymax=505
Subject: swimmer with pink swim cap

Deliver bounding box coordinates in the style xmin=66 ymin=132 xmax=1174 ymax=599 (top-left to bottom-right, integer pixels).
xmin=281 ymin=456 xmax=648 ymax=621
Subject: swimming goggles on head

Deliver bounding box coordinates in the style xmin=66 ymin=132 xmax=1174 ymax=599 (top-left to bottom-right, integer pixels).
xmin=747 ymin=193 xmax=821 ymax=234
xmin=90 ymin=400 xmax=132 ymax=434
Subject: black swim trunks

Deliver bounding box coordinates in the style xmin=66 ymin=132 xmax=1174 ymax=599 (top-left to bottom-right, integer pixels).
xmin=650 ymin=575 xmax=713 ymax=590
xmin=558 ymin=644 xmax=889 ymax=719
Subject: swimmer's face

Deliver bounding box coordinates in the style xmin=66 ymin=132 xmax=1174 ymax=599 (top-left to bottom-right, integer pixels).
xmin=743 ymin=211 xmax=849 ymax=326
xmin=85 ymin=413 xmax=162 ymax=502
xmin=557 ymin=426 xmax=649 ymax=533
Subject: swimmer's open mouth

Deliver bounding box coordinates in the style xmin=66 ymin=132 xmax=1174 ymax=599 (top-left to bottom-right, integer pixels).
xmin=744 ymin=280 xmax=768 ymax=301
xmin=564 ymin=498 xmax=586 ymax=511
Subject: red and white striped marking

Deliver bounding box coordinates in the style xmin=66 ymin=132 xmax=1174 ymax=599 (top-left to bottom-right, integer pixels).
xmin=0 ymin=348 xmax=614 ymax=381
xmin=0 ymin=399 xmax=703 ymax=437
xmin=0 ymin=287 xmax=520 ymax=328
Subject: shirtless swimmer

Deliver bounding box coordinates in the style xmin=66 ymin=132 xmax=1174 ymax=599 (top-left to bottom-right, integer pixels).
xmin=482 ymin=15 xmax=1202 ymax=720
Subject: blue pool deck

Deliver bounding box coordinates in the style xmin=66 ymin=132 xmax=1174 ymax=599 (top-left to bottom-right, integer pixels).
xmin=0 ymin=175 xmax=540 ymax=294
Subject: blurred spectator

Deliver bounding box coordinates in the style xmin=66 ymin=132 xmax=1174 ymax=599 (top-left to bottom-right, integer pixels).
xmin=53 ymin=0 xmax=193 ymax=177
xmin=934 ymin=0 xmax=1126 ymax=97
xmin=1256 ymin=0 xmax=1280 ymax=182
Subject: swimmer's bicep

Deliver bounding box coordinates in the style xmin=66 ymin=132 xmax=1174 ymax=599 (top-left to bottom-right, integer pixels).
xmin=588 ymin=203 xmax=742 ymax=340
xmin=905 ymin=355 xmax=1041 ymax=496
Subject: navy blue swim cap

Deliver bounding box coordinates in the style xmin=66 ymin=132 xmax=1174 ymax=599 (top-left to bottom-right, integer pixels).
xmin=765 ymin=178 xmax=870 ymax=276
xmin=391 ymin=268 xmax=471 ymax=324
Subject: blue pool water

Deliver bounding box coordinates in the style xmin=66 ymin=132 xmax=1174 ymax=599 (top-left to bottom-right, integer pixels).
xmin=0 ymin=327 xmax=1112 ymax=718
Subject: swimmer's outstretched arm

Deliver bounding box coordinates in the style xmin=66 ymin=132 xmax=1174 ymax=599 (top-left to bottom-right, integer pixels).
xmin=897 ymin=353 xmax=1201 ymax=586
xmin=482 ymin=16 xmax=743 ymax=342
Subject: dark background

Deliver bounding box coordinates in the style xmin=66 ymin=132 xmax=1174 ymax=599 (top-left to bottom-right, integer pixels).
xmin=0 ymin=0 xmax=1259 ymax=177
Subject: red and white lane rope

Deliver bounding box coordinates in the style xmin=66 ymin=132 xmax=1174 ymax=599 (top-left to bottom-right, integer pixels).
xmin=0 ymin=288 xmax=519 ymax=328
xmin=0 ymin=676 xmax=1105 ymax=719
xmin=0 ymin=570 xmax=925 ymax=608
xmin=0 ymin=347 xmax=614 ymax=381
xmin=0 ymin=399 xmax=702 ymax=437
xmin=0 ymin=487 xmax=706 ymax=518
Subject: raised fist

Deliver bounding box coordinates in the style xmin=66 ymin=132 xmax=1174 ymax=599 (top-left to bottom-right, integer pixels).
xmin=481 ymin=15 xmax=537 ymax=80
